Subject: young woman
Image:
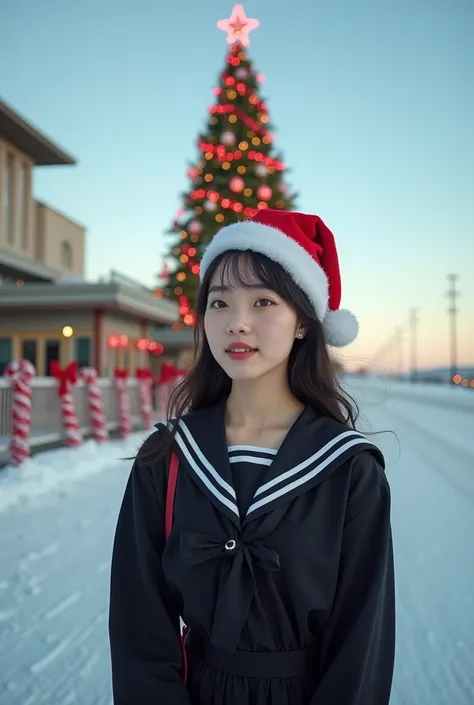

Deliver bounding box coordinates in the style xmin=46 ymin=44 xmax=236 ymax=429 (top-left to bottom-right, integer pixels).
xmin=109 ymin=209 xmax=395 ymax=705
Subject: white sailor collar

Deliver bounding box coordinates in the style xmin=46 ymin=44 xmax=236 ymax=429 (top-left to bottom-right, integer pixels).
xmin=157 ymin=402 xmax=384 ymax=530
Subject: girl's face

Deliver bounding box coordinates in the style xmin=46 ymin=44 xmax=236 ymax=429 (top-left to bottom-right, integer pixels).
xmin=204 ymin=264 xmax=305 ymax=381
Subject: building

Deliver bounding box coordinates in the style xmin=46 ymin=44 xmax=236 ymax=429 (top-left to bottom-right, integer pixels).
xmin=0 ymin=98 xmax=178 ymax=376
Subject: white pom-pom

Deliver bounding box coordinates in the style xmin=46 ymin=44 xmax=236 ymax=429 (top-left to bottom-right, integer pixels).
xmin=323 ymin=309 xmax=359 ymax=347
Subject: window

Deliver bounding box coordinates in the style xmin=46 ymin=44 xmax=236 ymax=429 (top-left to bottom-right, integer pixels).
xmin=21 ymin=339 xmax=37 ymax=370
xmin=75 ymin=337 xmax=91 ymax=368
xmin=3 ymin=154 xmax=14 ymax=243
xmin=18 ymin=163 xmax=28 ymax=249
xmin=61 ymin=241 xmax=72 ymax=269
xmin=0 ymin=338 xmax=12 ymax=376
xmin=45 ymin=339 xmax=60 ymax=376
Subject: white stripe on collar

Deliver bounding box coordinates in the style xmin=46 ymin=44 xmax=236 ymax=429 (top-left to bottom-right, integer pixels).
xmin=174 ymin=431 xmax=240 ymax=517
xmin=254 ymin=430 xmax=364 ymax=498
xmin=228 ymin=444 xmax=278 ymax=455
xmin=178 ymin=420 xmax=237 ymax=499
xmin=246 ymin=436 xmax=376 ymax=516
xmin=229 ymin=454 xmax=274 ymax=466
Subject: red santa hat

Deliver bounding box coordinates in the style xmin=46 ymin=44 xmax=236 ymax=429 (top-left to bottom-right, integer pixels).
xmin=200 ymin=209 xmax=358 ymax=347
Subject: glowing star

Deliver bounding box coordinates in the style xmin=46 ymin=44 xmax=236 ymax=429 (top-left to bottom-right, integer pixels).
xmin=217 ymin=4 xmax=260 ymax=47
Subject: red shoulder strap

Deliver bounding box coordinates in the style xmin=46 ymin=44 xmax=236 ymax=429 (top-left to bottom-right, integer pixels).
xmin=165 ymin=451 xmax=179 ymax=539
xmin=165 ymin=450 xmax=189 ymax=683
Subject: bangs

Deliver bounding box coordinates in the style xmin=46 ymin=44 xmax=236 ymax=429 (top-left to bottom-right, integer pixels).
xmin=212 ymin=250 xmax=288 ymax=294
xmin=198 ymin=248 xmax=316 ymax=322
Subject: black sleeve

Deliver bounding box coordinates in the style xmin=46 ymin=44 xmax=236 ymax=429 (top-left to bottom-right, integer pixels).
xmin=108 ymin=432 xmax=191 ymax=705
xmin=310 ymin=452 xmax=395 ymax=705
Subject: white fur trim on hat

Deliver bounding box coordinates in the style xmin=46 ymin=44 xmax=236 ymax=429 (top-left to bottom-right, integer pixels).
xmin=200 ymin=220 xmax=329 ymax=320
xmin=323 ymin=309 xmax=359 ymax=347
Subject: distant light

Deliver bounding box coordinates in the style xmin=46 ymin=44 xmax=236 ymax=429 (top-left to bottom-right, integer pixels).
xmin=453 ymin=374 xmax=462 ymax=385
xmin=62 ymin=326 xmax=74 ymax=338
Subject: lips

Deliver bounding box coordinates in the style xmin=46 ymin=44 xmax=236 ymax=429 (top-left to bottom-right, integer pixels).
xmin=225 ymin=343 xmax=258 ymax=361
xmin=225 ymin=343 xmax=257 ymax=353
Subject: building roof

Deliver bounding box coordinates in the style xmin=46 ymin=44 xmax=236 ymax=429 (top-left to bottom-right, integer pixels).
xmin=0 ymin=246 xmax=61 ymax=282
xmin=151 ymin=326 xmax=195 ymax=349
xmin=0 ymin=99 xmax=76 ymax=166
xmin=0 ymin=279 xmax=179 ymax=324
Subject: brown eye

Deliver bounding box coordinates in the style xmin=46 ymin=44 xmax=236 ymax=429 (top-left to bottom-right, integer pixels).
xmin=254 ymin=298 xmax=274 ymax=307
xmin=209 ymin=299 xmax=227 ymax=309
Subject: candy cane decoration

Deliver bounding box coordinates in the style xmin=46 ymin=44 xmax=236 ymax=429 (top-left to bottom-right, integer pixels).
xmin=80 ymin=367 xmax=109 ymax=443
xmin=156 ymin=362 xmax=176 ymax=420
xmin=136 ymin=368 xmax=154 ymax=430
xmin=3 ymin=359 xmax=36 ymax=466
xmin=50 ymin=361 xmax=82 ymax=447
xmin=114 ymin=369 xmax=132 ymax=437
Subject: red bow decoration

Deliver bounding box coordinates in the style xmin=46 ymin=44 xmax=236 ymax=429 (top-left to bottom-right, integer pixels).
xmin=156 ymin=363 xmax=187 ymax=385
xmin=50 ymin=360 xmax=79 ymax=396
xmin=158 ymin=362 xmax=178 ymax=384
xmin=114 ymin=368 xmax=128 ymax=380
xmin=136 ymin=367 xmax=153 ymax=381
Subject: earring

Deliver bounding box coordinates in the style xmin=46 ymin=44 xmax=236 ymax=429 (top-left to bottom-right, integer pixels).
xmin=297 ymin=332 xmax=304 ymax=339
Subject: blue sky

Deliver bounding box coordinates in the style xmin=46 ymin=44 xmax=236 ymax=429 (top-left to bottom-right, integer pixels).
xmin=1 ymin=0 xmax=473 ymax=369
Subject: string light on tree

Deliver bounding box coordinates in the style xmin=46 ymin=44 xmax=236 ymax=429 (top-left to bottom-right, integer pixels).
xmin=204 ymin=199 xmax=218 ymax=212
xmin=257 ymin=185 xmax=272 ymax=200
xmin=188 ymin=220 xmax=202 ymax=234
xmin=221 ymin=130 xmax=236 ymax=146
xmin=230 ymin=176 xmax=245 ymax=192
xmin=235 ymin=67 xmax=249 ymax=79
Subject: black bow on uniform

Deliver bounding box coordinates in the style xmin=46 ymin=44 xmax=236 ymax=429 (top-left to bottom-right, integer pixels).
xmin=180 ymin=531 xmax=280 ymax=652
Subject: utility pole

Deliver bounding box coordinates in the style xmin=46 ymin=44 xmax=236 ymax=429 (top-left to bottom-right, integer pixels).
xmin=394 ymin=327 xmax=403 ymax=379
xmin=409 ymin=308 xmax=418 ymax=382
xmin=446 ymin=274 xmax=460 ymax=383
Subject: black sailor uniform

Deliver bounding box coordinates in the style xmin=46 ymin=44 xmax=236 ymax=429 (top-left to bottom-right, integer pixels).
xmin=109 ymin=402 xmax=395 ymax=705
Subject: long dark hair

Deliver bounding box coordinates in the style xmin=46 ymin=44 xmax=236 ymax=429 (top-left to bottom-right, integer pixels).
xmin=140 ymin=250 xmax=359 ymax=462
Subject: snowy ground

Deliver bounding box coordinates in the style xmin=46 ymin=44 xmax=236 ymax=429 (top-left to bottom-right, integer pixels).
xmin=0 ymin=382 xmax=473 ymax=705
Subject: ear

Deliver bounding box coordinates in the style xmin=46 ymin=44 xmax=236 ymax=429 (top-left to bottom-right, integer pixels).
xmin=295 ymin=324 xmax=307 ymax=340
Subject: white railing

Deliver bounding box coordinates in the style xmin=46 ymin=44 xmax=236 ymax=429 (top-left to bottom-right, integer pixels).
xmin=0 ymin=377 xmax=145 ymax=455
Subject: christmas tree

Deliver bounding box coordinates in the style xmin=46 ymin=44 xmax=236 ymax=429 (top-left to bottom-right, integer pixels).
xmin=158 ymin=4 xmax=296 ymax=328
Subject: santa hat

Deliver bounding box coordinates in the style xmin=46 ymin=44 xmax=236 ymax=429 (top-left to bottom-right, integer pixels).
xmin=200 ymin=209 xmax=358 ymax=347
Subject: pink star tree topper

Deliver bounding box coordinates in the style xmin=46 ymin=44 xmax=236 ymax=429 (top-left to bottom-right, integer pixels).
xmin=217 ymin=4 xmax=260 ymax=47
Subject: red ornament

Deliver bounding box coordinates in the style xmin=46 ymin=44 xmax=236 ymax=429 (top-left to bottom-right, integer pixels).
xmin=257 ymin=185 xmax=272 ymax=201
xmin=136 ymin=338 xmax=150 ymax=351
xmin=230 ymin=176 xmax=245 ymax=193
xmin=148 ymin=342 xmax=164 ymax=356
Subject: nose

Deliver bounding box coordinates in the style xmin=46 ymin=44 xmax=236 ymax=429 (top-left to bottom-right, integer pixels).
xmin=227 ymin=317 xmax=251 ymax=336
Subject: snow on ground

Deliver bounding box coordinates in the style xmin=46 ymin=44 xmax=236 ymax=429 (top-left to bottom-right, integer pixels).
xmin=0 ymin=383 xmax=473 ymax=705
xmin=0 ymin=431 xmax=151 ymax=515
